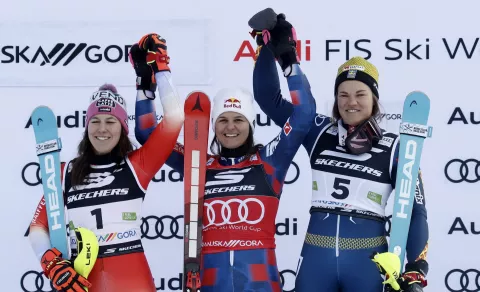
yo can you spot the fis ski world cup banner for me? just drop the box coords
[3,1,480,291]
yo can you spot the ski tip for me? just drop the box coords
[30,106,59,137]
[406,91,430,101]
[31,105,49,115]
[31,106,56,126]
[186,91,210,99]
[31,105,55,116]
[184,91,211,113]
[404,91,430,109]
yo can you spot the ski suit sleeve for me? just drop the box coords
[134,72,185,176]
[253,45,323,154]
[391,144,429,264]
[28,162,66,261]
[253,46,293,126]
[166,143,185,176]
[129,71,185,189]
[258,64,316,194]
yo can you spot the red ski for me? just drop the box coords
[183,91,210,292]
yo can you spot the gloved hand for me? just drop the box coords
[129,43,157,97]
[249,30,264,64]
[138,33,171,73]
[395,260,428,292]
[41,248,91,292]
[248,8,299,75]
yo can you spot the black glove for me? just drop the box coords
[248,8,299,75]
[129,43,157,97]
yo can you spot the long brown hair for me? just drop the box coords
[70,128,133,187]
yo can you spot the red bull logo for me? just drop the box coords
[224,97,241,109]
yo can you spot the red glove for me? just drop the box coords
[384,260,428,292]
[138,33,170,73]
[397,271,427,291]
[41,248,92,292]
[399,259,428,289]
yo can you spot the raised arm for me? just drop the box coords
[130,70,185,188]
[253,45,294,127]
[128,37,185,188]
[259,64,316,194]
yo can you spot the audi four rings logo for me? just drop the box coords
[445,269,480,292]
[140,215,183,240]
[20,270,54,292]
[445,159,480,183]
[205,198,265,227]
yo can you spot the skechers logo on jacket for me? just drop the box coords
[205,168,256,195]
[205,185,256,195]
[314,158,382,177]
[67,188,129,203]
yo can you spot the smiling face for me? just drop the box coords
[214,112,250,149]
[337,80,374,126]
[87,114,122,155]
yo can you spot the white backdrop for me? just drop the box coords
[2,0,479,291]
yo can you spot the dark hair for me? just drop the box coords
[70,126,133,187]
[331,93,383,124]
[71,83,128,186]
[209,125,262,157]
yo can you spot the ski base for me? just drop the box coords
[183,91,211,291]
[389,91,432,271]
[31,105,69,258]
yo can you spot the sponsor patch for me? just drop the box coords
[378,136,394,147]
[343,65,365,72]
[326,126,338,135]
[122,212,137,221]
[224,98,241,109]
[367,191,382,205]
[283,120,292,136]
[96,98,116,108]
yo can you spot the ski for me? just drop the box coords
[389,91,432,271]
[183,91,211,292]
[31,106,69,257]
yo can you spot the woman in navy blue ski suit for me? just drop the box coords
[250,9,430,292]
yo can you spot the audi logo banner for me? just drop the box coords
[445,269,480,292]
[445,159,480,183]
[5,2,480,292]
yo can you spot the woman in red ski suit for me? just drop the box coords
[28,33,183,292]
